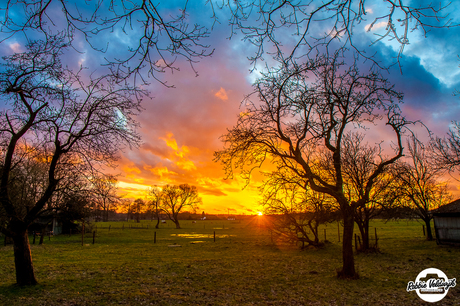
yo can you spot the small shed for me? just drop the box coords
[432,199,460,245]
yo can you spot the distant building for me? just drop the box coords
[432,199,460,245]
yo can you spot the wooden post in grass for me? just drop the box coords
[154,232,156,244]
[324,229,327,241]
[357,235,361,249]
[93,231,96,244]
[338,222,340,242]
[375,227,378,248]
[214,231,216,242]
[422,225,425,236]
[81,221,85,246]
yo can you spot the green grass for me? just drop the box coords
[0,218,459,305]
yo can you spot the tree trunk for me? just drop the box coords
[174,220,181,229]
[362,224,369,250]
[424,218,433,241]
[39,227,46,245]
[155,214,160,229]
[12,230,37,286]
[356,219,370,251]
[338,209,357,279]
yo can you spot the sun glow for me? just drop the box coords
[257,211,263,216]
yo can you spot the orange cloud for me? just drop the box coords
[159,132,197,171]
[215,87,229,101]
[123,163,141,178]
[160,133,179,151]
[144,165,177,178]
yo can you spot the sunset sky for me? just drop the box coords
[1,1,460,214]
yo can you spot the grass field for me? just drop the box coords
[0,217,458,305]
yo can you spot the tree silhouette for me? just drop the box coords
[0,36,142,286]
[223,0,455,68]
[395,137,452,241]
[215,52,411,278]
[0,0,213,84]
[159,184,201,229]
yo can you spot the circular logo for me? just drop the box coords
[414,268,448,303]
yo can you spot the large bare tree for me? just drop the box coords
[159,184,201,229]
[0,36,142,286]
[215,52,411,278]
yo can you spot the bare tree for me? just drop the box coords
[0,0,213,84]
[1,1,454,81]
[91,175,120,222]
[222,0,455,68]
[160,184,201,229]
[395,137,452,241]
[215,52,411,278]
[132,198,146,223]
[340,133,395,251]
[262,170,338,248]
[0,36,142,286]
[147,186,163,229]
[432,121,460,171]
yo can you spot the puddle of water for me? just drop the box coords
[171,233,210,238]
[170,233,236,239]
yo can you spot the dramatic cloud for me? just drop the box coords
[2,1,460,213]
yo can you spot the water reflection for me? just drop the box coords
[171,233,235,238]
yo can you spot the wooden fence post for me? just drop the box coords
[375,227,378,248]
[338,222,340,242]
[81,222,85,246]
[324,229,327,241]
[92,231,96,244]
[154,232,157,244]
[214,231,216,242]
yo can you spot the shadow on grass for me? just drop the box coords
[0,282,47,298]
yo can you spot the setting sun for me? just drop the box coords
[257,211,263,216]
